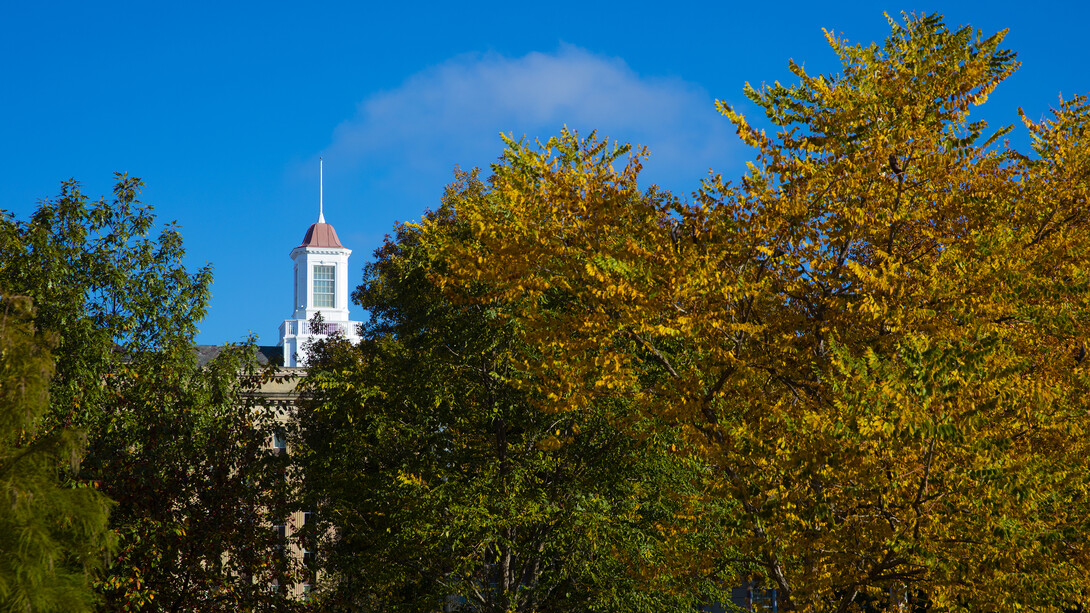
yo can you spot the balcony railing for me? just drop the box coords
[280,319,361,338]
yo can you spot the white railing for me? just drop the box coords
[280,319,361,339]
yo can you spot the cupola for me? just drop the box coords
[278,159,362,366]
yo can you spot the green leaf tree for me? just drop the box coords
[91,344,298,612]
[0,175,211,432]
[0,295,114,613]
[295,177,735,612]
[1,176,298,611]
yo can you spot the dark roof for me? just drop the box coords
[298,222,344,249]
[195,345,282,368]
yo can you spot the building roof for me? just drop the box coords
[298,222,344,249]
[195,344,283,368]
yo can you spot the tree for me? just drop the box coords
[1,176,297,611]
[294,176,735,612]
[0,295,114,613]
[90,344,298,612]
[0,175,210,433]
[419,14,1090,612]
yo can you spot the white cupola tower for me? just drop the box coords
[278,159,362,366]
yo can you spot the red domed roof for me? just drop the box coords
[298,222,344,249]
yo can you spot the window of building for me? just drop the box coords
[313,265,335,308]
[272,428,287,454]
[302,570,317,599]
[273,524,286,554]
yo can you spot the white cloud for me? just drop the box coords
[325,45,739,213]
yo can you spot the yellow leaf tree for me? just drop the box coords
[423,13,1090,612]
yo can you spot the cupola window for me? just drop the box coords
[313,265,335,308]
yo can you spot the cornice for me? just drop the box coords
[290,246,353,258]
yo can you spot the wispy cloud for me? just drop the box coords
[325,45,738,207]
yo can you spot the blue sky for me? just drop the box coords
[2,0,1086,346]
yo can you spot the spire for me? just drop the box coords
[318,157,325,224]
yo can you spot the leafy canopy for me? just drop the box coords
[296,183,735,612]
[0,296,114,613]
[1,176,298,611]
[420,13,1090,612]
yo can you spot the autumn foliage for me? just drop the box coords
[5,11,1089,613]
[415,14,1090,611]
[296,186,735,611]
